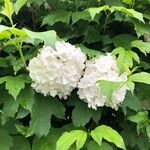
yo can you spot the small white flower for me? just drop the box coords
[28,41,86,99]
[77,54,128,110]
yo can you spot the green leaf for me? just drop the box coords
[0,25,27,40]
[72,5,109,24]
[113,34,137,49]
[0,88,21,121]
[112,47,140,71]
[42,10,72,26]
[129,72,150,85]
[128,111,149,124]
[15,124,32,137]
[91,125,126,149]
[84,26,101,43]
[72,104,101,127]
[72,11,91,24]
[29,94,65,137]
[56,130,87,150]
[76,44,102,59]
[87,5,110,20]
[87,141,114,150]
[121,0,134,5]
[0,0,14,24]
[10,135,31,150]
[132,20,150,37]
[124,81,135,94]
[72,5,144,24]
[112,6,144,23]
[14,0,27,14]
[18,86,35,112]
[121,123,150,150]
[32,128,63,150]
[121,92,142,115]
[0,128,13,150]
[128,111,149,133]
[131,40,150,55]
[23,28,56,47]
[0,75,31,100]
[16,107,29,119]
[146,124,150,140]
[2,92,20,118]
[87,141,100,150]
[98,80,124,101]
[68,97,101,127]
[0,58,9,68]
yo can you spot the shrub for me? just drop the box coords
[0,0,150,149]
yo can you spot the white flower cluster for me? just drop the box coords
[28,41,128,110]
[77,54,128,110]
[28,41,86,99]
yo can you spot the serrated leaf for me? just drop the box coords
[128,111,149,133]
[72,102,101,127]
[23,28,56,47]
[56,130,87,150]
[0,0,14,24]
[121,0,133,5]
[112,47,140,71]
[72,5,144,24]
[98,80,124,101]
[128,111,149,124]
[16,107,29,119]
[87,141,114,150]
[76,44,102,59]
[72,5,109,24]
[0,25,27,40]
[68,96,101,127]
[42,10,71,26]
[0,58,9,68]
[29,94,65,137]
[72,11,91,24]
[0,75,31,100]
[18,86,35,112]
[87,5,110,20]
[121,92,142,115]
[125,81,135,94]
[131,40,150,55]
[15,124,32,137]
[113,34,137,49]
[121,123,150,150]
[129,72,150,85]
[10,135,31,150]
[112,6,144,23]
[2,92,20,118]
[146,124,150,140]
[32,128,63,150]
[91,125,126,149]
[0,128,13,150]
[132,20,150,37]
[14,0,27,14]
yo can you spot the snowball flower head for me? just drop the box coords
[77,54,128,110]
[28,41,86,99]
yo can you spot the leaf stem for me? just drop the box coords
[9,17,14,27]
[87,0,91,8]
[103,11,110,34]
[131,0,135,8]
[75,0,78,11]
[17,42,27,67]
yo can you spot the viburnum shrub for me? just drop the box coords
[0,0,150,150]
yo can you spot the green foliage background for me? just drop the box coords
[0,0,150,149]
